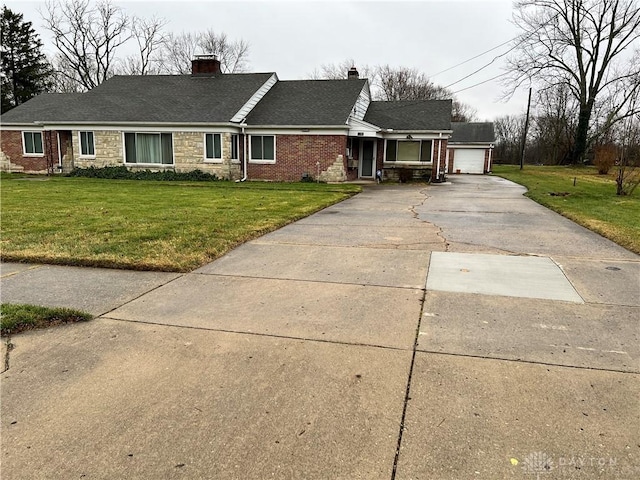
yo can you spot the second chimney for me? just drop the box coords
[192,55,221,75]
[347,67,359,80]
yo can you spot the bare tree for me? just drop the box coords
[531,84,577,164]
[199,30,249,73]
[158,32,199,75]
[119,16,167,75]
[506,0,640,164]
[375,65,449,101]
[49,54,84,92]
[160,30,250,74]
[494,114,526,164]
[308,58,378,82]
[614,93,640,195]
[43,0,131,90]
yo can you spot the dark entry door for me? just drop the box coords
[360,140,374,178]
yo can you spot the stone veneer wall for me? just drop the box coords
[173,132,240,180]
[69,130,240,179]
[72,130,123,169]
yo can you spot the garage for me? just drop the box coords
[452,148,485,174]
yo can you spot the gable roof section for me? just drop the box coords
[1,73,276,125]
[246,79,367,126]
[364,100,453,131]
[450,122,496,143]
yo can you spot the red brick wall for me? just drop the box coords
[376,139,384,172]
[0,129,60,172]
[247,134,347,181]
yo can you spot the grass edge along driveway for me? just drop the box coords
[1,176,361,272]
[492,165,640,254]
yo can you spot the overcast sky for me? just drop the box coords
[6,0,531,121]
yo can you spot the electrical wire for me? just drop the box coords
[451,72,510,94]
[429,38,515,78]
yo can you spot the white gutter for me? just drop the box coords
[237,122,248,182]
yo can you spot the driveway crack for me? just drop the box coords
[2,336,14,374]
[411,188,450,252]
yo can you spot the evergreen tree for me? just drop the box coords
[1,6,52,112]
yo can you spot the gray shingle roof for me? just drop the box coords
[0,93,84,123]
[1,73,275,125]
[246,79,367,126]
[363,100,452,130]
[450,122,495,143]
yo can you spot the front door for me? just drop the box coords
[360,139,375,178]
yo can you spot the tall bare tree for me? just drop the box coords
[160,30,250,74]
[120,16,167,75]
[506,0,640,164]
[43,0,131,90]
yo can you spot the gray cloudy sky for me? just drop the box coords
[6,0,531,120]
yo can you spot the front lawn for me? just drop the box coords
[0,176,360,271]
[492,165,640,254]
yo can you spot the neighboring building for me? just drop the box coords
[0,57,454,182]
[446,122,495,174]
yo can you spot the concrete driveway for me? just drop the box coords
[1,176,638,479]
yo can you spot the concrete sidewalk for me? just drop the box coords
[1,178,639,479]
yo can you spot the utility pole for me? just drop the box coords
[520,87,532,170]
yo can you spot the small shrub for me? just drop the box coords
[594,144,617,175]
[398,168,413,183]
[68,166,219,182]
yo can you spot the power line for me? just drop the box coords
[443,45,517,89]
[429,38,516,78]
[451,72,510,94]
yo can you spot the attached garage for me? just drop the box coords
[447,122,495,175]
[451,148,485,174]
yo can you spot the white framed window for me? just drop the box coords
[250,135,275,163]
[22,131,44,155]
[385,139,433,163]
[231,134,239,160]
[205,133,222,161]
[79,131,95,157]
[124,132,174,165]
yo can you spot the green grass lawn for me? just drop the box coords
[1,175,361,271]
[1,303,93,336]
[492,165,640,254]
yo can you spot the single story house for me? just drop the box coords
[0,56,455,182]
[446,121,495,174]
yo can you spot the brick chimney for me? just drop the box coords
[347,67,359,80]
[192,54,221,75]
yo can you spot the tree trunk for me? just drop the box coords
[570,104,592,164]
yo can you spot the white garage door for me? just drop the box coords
[453,149,484,174]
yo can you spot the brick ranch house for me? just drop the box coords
[1,56,491,182]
